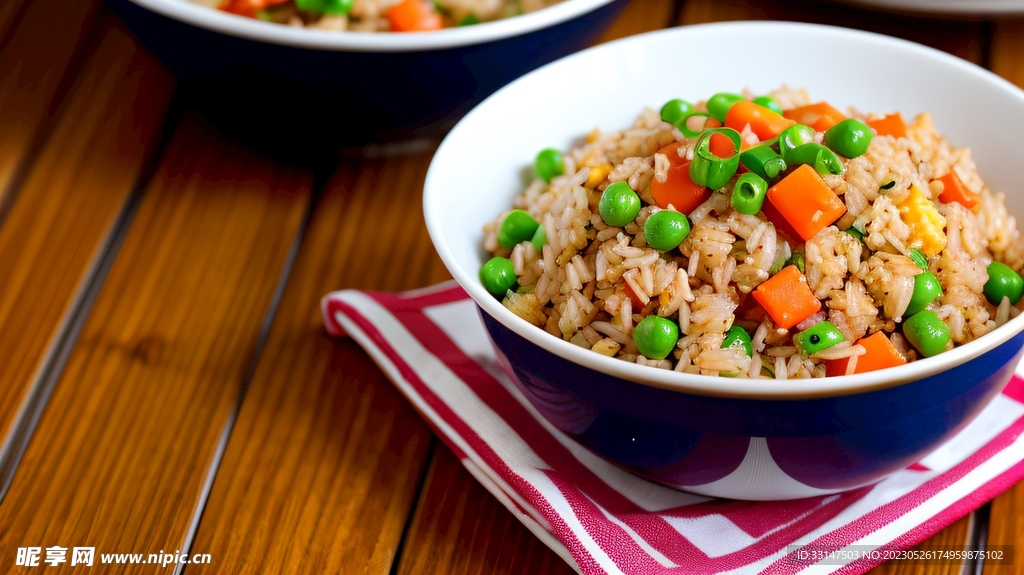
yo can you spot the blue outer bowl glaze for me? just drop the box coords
[107,0,628,154]
[484,312,1024,499]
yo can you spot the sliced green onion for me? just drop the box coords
[459,13,479,25]
[844,225,865,242]
[785,143,844,176]
[787,251,806,274]
[793,321,845,356]
[879,173,898,193]
[908,248,928,270]
[731,173,768,215]
[739,145,787,181]
[706,92,745,122]
[778,124,816,163]
[677,111,718,138]
[689,128,742,190]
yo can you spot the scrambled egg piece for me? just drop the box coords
[897,184,947,256]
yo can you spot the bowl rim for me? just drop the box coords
[424,20,1024,400]
[124,0,618,52]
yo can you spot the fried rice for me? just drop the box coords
[482,87,1024,379]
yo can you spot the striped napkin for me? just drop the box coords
[322,281,1024,575]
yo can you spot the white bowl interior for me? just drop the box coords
[425,22,1024,398]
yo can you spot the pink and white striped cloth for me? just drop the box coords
[322,281,1024,575]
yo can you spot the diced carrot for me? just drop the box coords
[752,265,821,330]
[223,0,287,17]
[825,331,907,376]
[623,282,645,309]
[933,170,979,210]
[758,196,801,242]
[765,164,847,241]
[783,102,846,132]
[867,113,907,139]
[708,132,736,158]
[725,100,796,141]
[650,142,710,214]
[387,0,443,31]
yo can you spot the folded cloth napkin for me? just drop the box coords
[322,281,1024,575]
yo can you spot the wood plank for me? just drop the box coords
[867,514,971,575]
[990,18,1024,87]
[984,481,1023,575]
[597,0,676,43]
[0,0,105,204]
[680,0,985,64]
[186,152,450,575]
[0,115,311,573]
[396,445,575,575]
[0,17,173,453]
[0,0,29,44]
[390,3,683,573]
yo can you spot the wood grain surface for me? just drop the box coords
[0,115,310,574]
[0,0,104,205]
[397,445,576,575]
[0,18,173,452]
[187,152,450,575]
[984,480,1023,575]
[0,0,29,43]
[390,1,681,573]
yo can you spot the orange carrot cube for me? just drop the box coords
[752,265,821,330]
[766,164,846,242]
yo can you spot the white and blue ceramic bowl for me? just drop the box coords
[108,0,628,153]
[424,22,1024,500]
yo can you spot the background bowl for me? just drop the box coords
[424,22,1024,500]
[108,0,628,157]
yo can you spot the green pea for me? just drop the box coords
[731,172,768,215]
[722,325,753,357]
[706,92,745,122]
[644,210,691,252]
[739,145,787,181]
[480,257,517,299]
[983,261,1024,305]
[660,99,694,127]
[633,316,679,360]
[785,143,844,176]
[498,209,540,249]
[753,95,783,114]
[599,181,641,227]
[530,224,546,251]
[904,272,943,317]
[793,321,845,356]
[535,148,564,183]
[296,0,353,14]
[787,251,806,274]
[458,13,479,25]
[903,310,951,358]
[824,118,873,159]
[908,249,929,270]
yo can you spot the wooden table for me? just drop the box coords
[1,0,1023,573]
